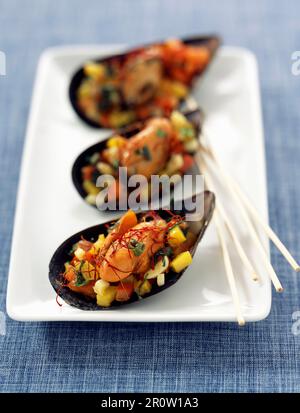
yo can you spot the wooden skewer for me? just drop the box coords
[197,151,283,292]
[200,159,259,281]
[202,140,300,272]
[225,169,299,272]
[214,210,245,326]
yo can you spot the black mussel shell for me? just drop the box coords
[72,108,203,210]
[69,35,220,128]
[49,190,215,311]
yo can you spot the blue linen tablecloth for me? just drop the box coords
[1,0,300,393]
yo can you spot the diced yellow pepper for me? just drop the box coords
[168,225,186,248]
[64,262,71,272]
[108,111,135,128]
[88,246,97,256]
[93,279,110,296]
[170,111,190,130]
[96,162,114,175]
[103,146,119,165]
[135,280,152,296]
[160,79,188,99]
[170,251,193,273]
[93,234,106,252]
[96,286,117,307]
[170,81,188,98]
[184,138,199,153]
[78,81,91,98]
[81,261,98,281]
[83,180,100,195]
[107,135,127,149]
[134,279,141,291]
[74,261,81,272]
[84,62,106,79]
[165,154,184,175]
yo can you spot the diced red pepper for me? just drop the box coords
[82,165,94,181]
[68,281,96,298]
[180,154,194,173]
[171,140,185,154]
[64,267,76,282]
[84,251,94,262]
[115,281,134,302]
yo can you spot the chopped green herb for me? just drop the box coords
[75,272,88,287]
[179,127,194,139]
[112,159,119,169]
[98,84,120,111]
[154,247,173,264]
[135,145,152,161]
[156,128,167,138]
[74,263,88,287]
[128,239,145,256]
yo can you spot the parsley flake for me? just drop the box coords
[74,264,89,287]
[179,127,194,139]
[156,128,167,138]
[128,239,145,256]
[135,145,152,161]
[112,159,119,169]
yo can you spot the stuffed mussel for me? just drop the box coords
[49,191,215,310]
[72,108,203,208]
[69,35,220,128]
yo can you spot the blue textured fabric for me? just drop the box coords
[1,0,300,393]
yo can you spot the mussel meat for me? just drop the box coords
[69,35,220,128]
[72,108,203,209]
[49,191,215,310]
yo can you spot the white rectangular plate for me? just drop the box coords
[7,45,271,322]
